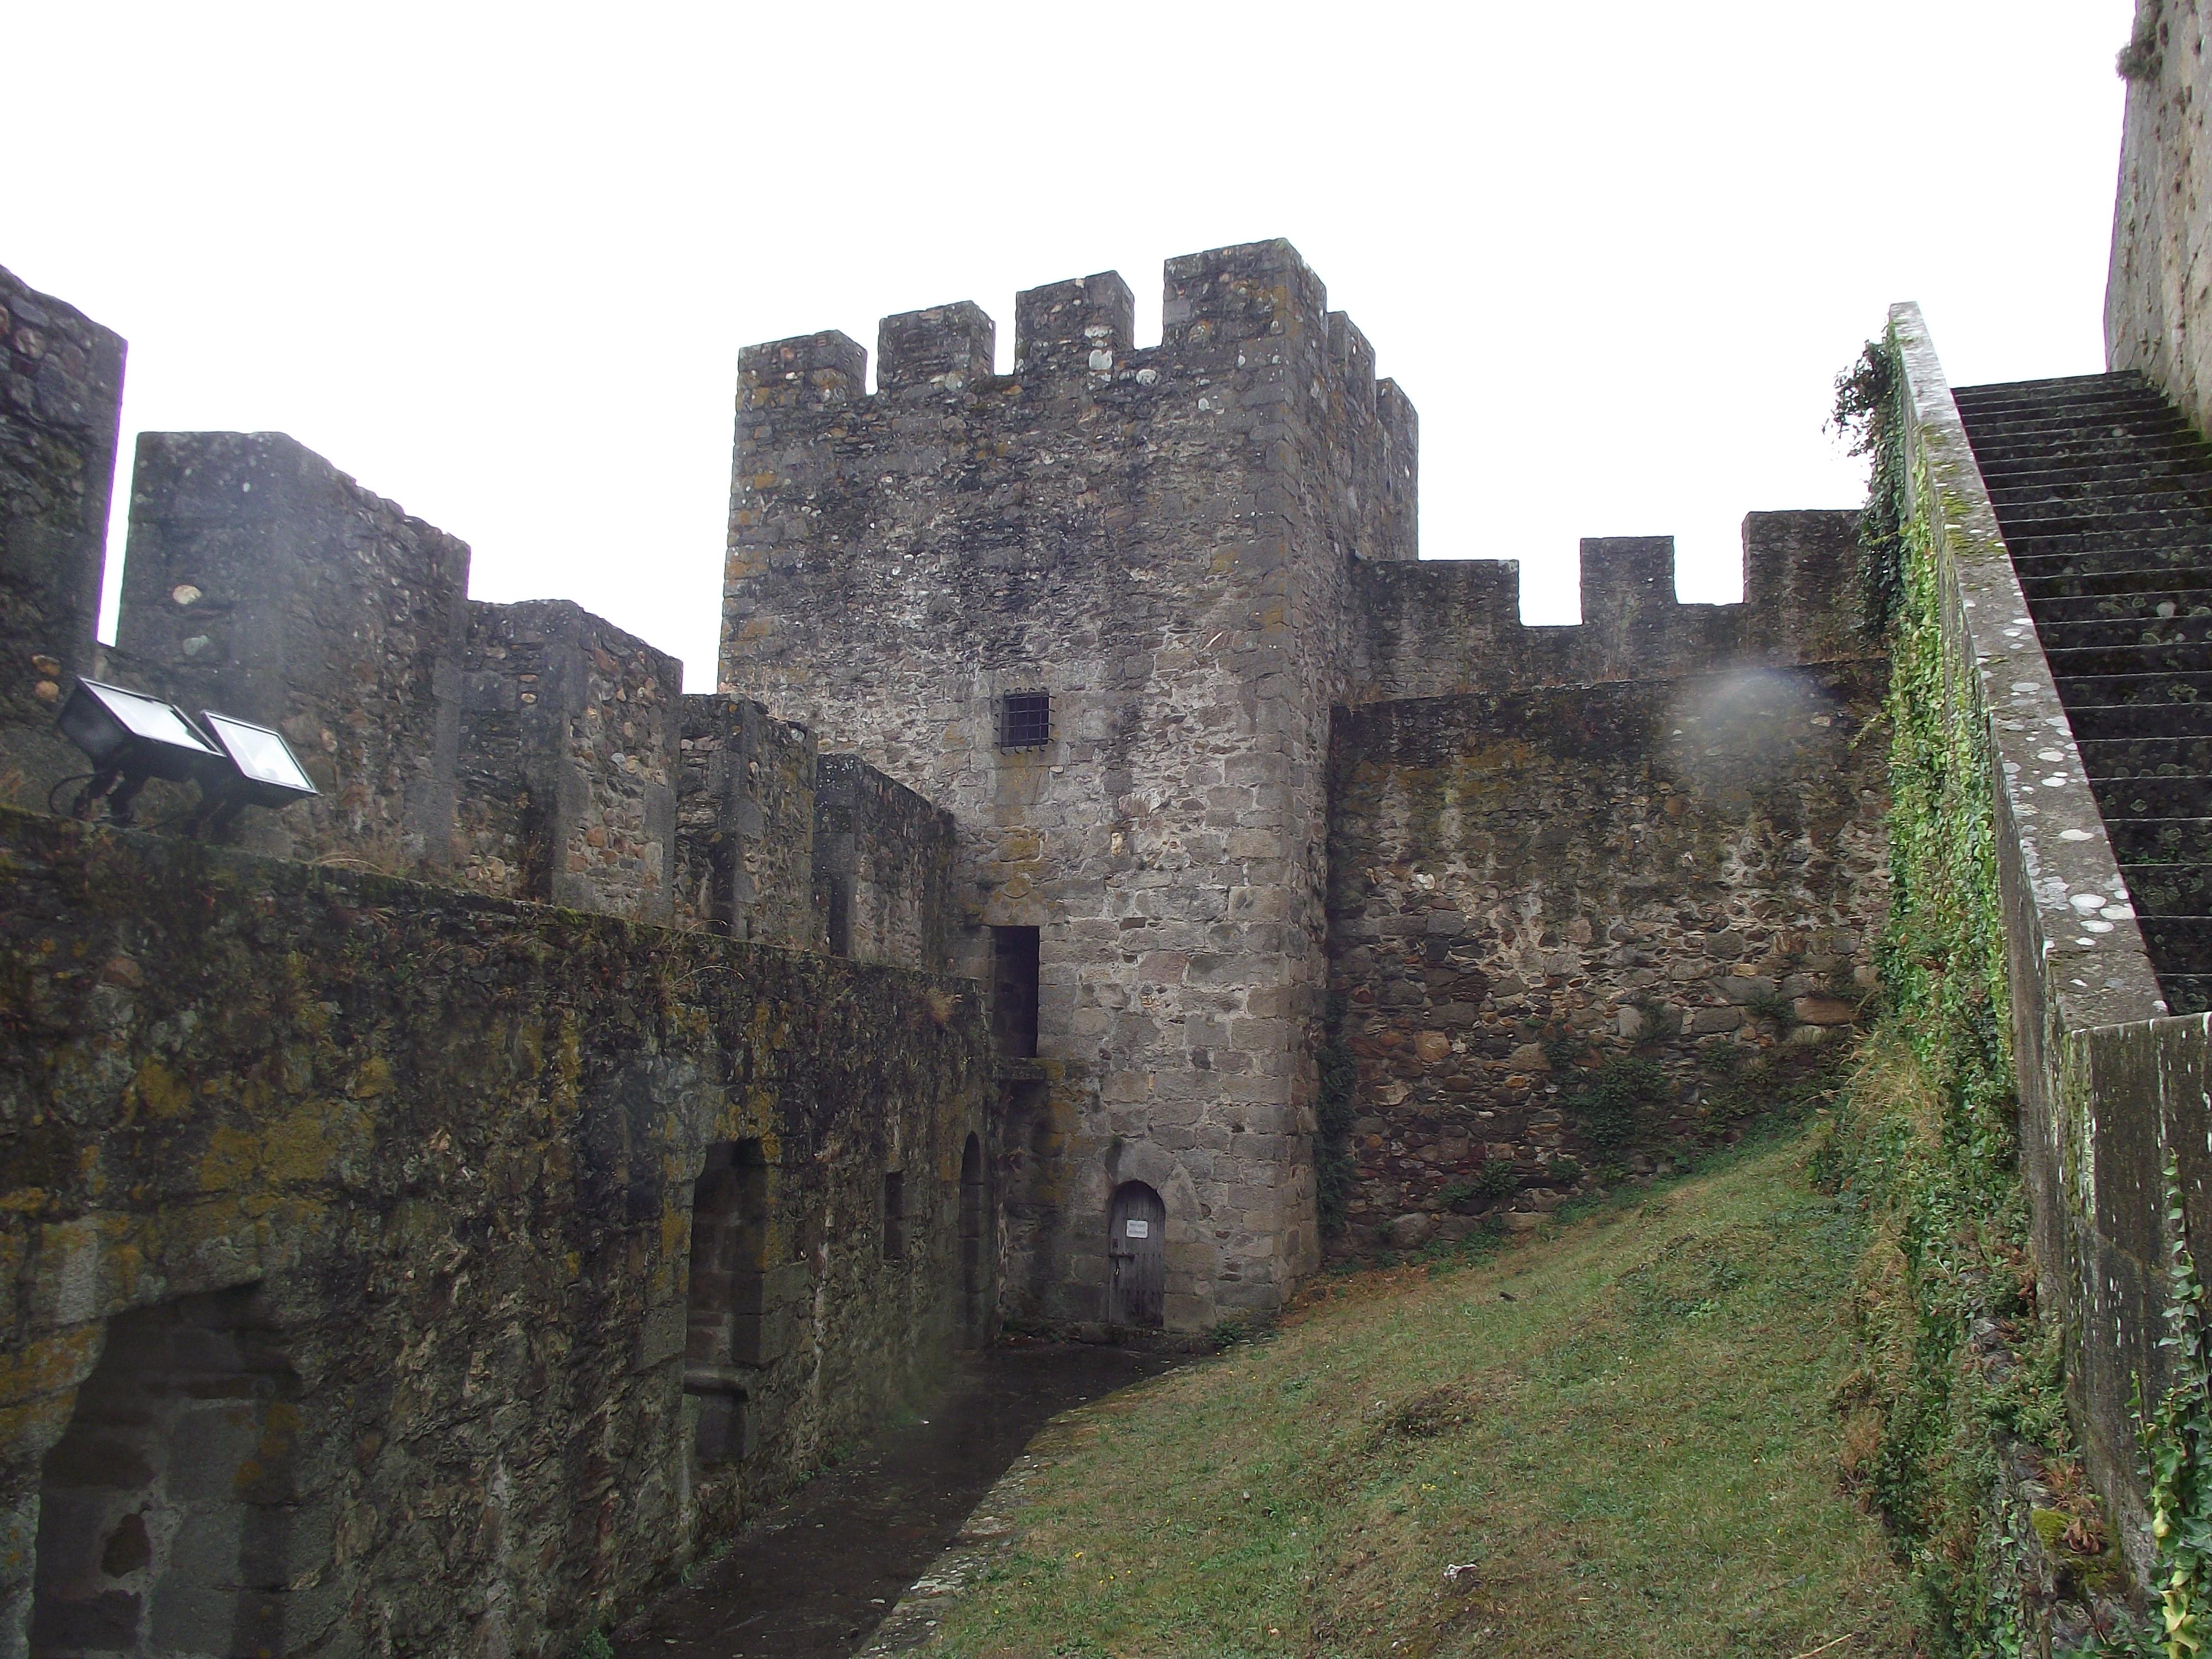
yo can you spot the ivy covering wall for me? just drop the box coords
[1820,335,2119,1654]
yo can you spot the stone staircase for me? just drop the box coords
[1954,371,2212,1015]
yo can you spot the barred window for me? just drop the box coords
[998,691,1050,749]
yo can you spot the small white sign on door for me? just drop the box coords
[1125,1219,1150,1239]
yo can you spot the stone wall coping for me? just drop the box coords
[1890,300,2167,1031]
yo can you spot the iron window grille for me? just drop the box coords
[998,691,1051,749]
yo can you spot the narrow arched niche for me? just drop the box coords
[30,1285,317,1659]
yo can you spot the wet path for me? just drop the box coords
[613,1343,1179,1659]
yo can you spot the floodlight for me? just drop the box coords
[55,679,226,822]
[57,680,223,779]
[52,679,320,831]
[198,712,319,811]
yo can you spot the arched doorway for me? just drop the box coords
[1107,1181,1166,1328]
[959,1133,987,1346]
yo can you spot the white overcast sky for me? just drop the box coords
[11,1,2137,690]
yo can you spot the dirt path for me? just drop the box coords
[613,1343,1178,1659]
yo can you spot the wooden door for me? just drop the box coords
[1107,1181,1166,1328]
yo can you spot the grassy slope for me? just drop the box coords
[930,1125,1916,1658]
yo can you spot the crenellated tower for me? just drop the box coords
[720,240,1417,1324]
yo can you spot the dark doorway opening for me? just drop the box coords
[687,1139,769,1468]
[31,1285,314,1659]
[1107,1181,1166,1328]
[992,925,1039,1057]
[959,1133,987,1346]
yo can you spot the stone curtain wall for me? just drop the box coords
[718,241,1420,1328]
[1349,513,1873,703]
[457,599,681,922]
[0,267,124,812]
[0,806,992,1658]
[2108,0,2212,436]
[112,431,471,873]
[1325,662,1891,1248]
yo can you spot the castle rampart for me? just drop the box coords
[0,807,991,1656]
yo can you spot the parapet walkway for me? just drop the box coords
[1956,371,2212,1013]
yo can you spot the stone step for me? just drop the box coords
[2136,916,2212,977]
[1953,369,2150,401]
[1972,434,2208,467]
[2075,736,2212,776]
[2013,545,2212,585]
[1954,388,2166,422]
[2053,670,2212,707]
[2021,568,2212,603]
[2032,589,2212,627]
[2118,862,2212,915]
[2048,641,2212,676]
[2067,702,2212,741]
[2158,974,2212,1014]
[2039,614,2212,651]
[1989,477,2212,509]
[2107,817,2212,864]
[1953,375,2166,409]
[2090,774,2212,820]
[1995,502,2212,536]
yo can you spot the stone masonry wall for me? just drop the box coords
[718,242,1418,1328]
[111,431,471,873]
[1325,660,1891,1250]
[2107,0,2212,434]
[0,806,992,1659]
[0,267,124,812]
[674,692,817,948]
[814,752,958,971]
[456,598,680,922]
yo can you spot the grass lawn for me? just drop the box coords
[926,1121,1916,1658]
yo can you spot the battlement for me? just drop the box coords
[721,238,1422,698]
[726,239,1411,484]
[1349,511,1875,703]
